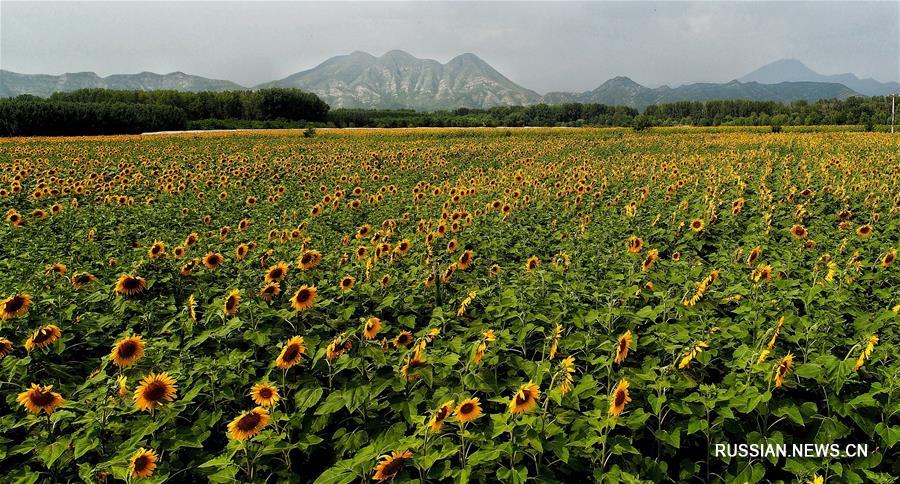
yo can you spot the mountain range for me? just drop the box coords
[2,52,894,110]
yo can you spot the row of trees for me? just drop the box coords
[1,89,894,135]
[0,99,186,136]
[50,88,330,122]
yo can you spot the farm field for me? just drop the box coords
[0,127,898,483]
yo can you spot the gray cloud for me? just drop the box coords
[2,1,897,93]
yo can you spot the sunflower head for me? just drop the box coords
[203,252,224,269]
[111,335,145,368]
[133,372,178,412]
[525,256,540,271]
[509,382,540,415]
[250,383,280,407]
[290,285,317,311]
[1,293,32,319]
[25,324,62,352]
[129,448,158,479]
[363,317,382,340]
[115,274,147,296]
[275,336,305,369]
[609,378,632,417]
[372,450,413,481]
[454,398,482,423]
[265,261,289,283]
[340,275,356,291]
[259,281,281,301]
[228,407,271,440]
[428,400,455,432]
[17,383,65,415]
[223,289,240,315]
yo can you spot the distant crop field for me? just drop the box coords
[0,128,897,483]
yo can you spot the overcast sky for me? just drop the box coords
[2,1,897,93]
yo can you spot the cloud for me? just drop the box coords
[1,1,896,92]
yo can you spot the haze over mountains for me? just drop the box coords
[2,52,894,110]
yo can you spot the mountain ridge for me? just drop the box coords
[739,59,898,96]
[1,52,875,109]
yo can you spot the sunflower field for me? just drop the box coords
[0,128,898,483]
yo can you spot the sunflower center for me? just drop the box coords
[460,403,474,414]
[33,329,54,344]
[118,340,138,358]
[6,297,25,312]
[133,456,149,471]
[296,290,310,302]
[143,382,167,401]
[614,390,627,406]
[30,390,56,407]
[236,412,262,431]
[282,345,300,362]
[124,278,140,289]
[258,388,272,399]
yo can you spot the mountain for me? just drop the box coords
[543,77,858,110]
[0,54,870,110]
[0,70,245,98]
[739,59,899,96]
[259,50,541,110]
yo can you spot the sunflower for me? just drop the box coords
[363,317,382,340]
[509,382,540,415]
[290,285,317,311]
[339,275,356,291]
[372,450,413,481]
[235,243,249,261]
[228,407,271,440]
[259,281,281,301]
[202,252,224,269]
[110,335,145,368]
[883,249,896,268]
[400,351,427,381]
[148,240,165,259]
[454,397,482,423]
[627,236,643,254]
[250,383,280,406]
[856,224,873,238]
[489,264,502,276]
[394,331,414,349]
[298,250,322,270]
[71,272,96,289]
[609,378,632,417]
[134,372,178,412]
[24,324,62,352]
[428,400,454,432]
[114,274,147,296]
[17,383,65,415]
[1,294,32,319]
[774,353,794,388]
[614,330,632,364]
[265,261,289,283]
[129,448,158,479]
[44,263,67,277]
[790,224,808,239]
[275,336,305,369]
[689,218,704,233]
[394,239,411,256]
[525,256,540,271]
[457,250,475,270]
[0,337,13,359]
[223,289,240,315]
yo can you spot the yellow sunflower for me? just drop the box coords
[614,330,633,364]
[454,397,482,423]
[1,293,32,319]
[228,407,270,440]
[525,256,540,271]
[509,382,540,415]
[363,317,382,340]
[17,383,65,415]
[0,337,13,359]
[24,324,62,352]
[202,252,224,269]
[339,275,356,291]
[250,383,280,407]
[428,400,454,432]
[114,274,147,296]
[275,336,305,369]
[223,289,240,315]
[110,335,145,368]
[265,261,289,283]
[290,285,317,311]
[129,448,158,479]
[134,372,178,412]
[259,281,281,301]
[372,450,413,481]
[609,378,632,417]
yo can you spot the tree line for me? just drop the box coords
[0,88,894,136]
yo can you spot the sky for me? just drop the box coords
[2,1,898,93]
